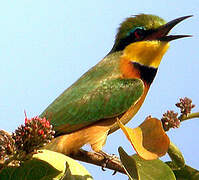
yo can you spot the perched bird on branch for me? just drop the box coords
[41,14,191,155]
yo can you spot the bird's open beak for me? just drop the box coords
[146,15,193,41]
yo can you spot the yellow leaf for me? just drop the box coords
[118,117,170,160]
[34,150,93,180]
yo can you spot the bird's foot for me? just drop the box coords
[98,151,119,174]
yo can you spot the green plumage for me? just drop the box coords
[39,13,190,154]
[41,51,144,134]
[116,14,166,41]
[40,14,169,135]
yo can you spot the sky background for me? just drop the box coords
[0,1,198,179]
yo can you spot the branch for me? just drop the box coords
[68,111,199,175]
[69,149,126,175]
[179,112,199,122]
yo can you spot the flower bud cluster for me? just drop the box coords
[0,130,15,161]
[176,97,195,116]
[12,116,55,154]
[161,110,180,131]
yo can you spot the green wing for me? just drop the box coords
[41,78,144,134]
[40,52,144,134]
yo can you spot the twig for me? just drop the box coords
[179,112,199,122]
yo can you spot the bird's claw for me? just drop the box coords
[101,159,109,171]
[98,151,119,174]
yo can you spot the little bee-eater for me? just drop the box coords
[41,14,191,154]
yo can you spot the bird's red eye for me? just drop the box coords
[134,31,140,39]
[134,28,145,40]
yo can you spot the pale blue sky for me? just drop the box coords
[0,1,198,179]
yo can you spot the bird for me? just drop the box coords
[41,14,191,155]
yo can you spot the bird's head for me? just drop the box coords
[111,14,192,69]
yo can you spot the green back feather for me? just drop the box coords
[40,52,144,133]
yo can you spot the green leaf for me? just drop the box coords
[0,150,93,180]
[166,161,199,180]
[0,158,60,180]
[171,164,199,180]
[118,147,139,180]
[119,147,176,180]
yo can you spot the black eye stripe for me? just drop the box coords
[109,27,147,53]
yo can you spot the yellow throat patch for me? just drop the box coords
[122,40,170,68]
